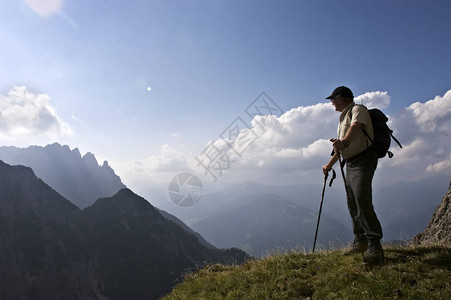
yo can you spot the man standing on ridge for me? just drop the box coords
[322,86,384,264]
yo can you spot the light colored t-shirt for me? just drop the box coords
[337,103,374,159]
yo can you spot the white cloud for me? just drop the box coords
[122,89,451,190]
[129,144,187,173]
[0,86,73,140]
[426,155,451,174]
[355,91,391,109]
[115,144,193,193]
[252,103,337,147]
[202,89,451,186]
[377,89,451,181]
[408,89,451,133]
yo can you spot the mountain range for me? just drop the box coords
[0,143,126,209]
[0,144,215,249]
[0,160,247,299]
[153,175,448,250]
[189,194,353,256]
[0,145,353,257]
[154,180,354,256]
[1,143,447,259]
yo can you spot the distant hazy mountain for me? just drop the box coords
[0,143,126,208]
[189,194,352,257]
[154,176,448,250]
[156,180,348,226]
[0,161,248,299]
[151,181,352,256]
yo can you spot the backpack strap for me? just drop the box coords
[362,128,373,144]
[350,105,373,148]
[390,132,403,149]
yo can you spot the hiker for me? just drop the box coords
[322,86,384,264]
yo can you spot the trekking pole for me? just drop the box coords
[313,168,336,253]
[329,139,350,198]
[338,155,350,198]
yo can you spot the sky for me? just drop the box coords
[0,0,450,199]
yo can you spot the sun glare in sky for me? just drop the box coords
[24,0,62,17]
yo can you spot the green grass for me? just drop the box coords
[163,244,451,299]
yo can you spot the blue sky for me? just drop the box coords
[0,0,450,192]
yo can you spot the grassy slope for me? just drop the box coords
[163,245,451,299]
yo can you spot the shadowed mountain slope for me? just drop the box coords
[78,188,248,299]
[0,161,248,300]
[0,160,100,299]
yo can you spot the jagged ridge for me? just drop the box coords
[0,143,126,208]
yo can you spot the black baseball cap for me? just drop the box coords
[326,86,354,99]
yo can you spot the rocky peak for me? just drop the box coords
[87,188,160,217]
[82,151,98,167]
[0,144,126,209]
[415,180,451,244]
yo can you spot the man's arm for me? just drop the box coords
[323,121,363,175]
[332,122,363,152]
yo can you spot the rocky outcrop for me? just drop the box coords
[415,180,451,244]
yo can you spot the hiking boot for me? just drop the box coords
[363,240,385,265]
[343,239,368,256]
